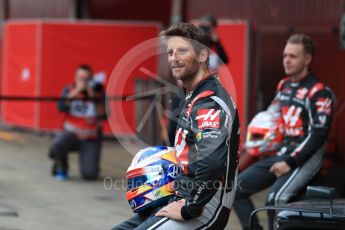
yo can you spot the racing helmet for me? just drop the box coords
[126,146,181,213]
[245,111,284,156]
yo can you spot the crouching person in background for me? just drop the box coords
[49,64,106,180]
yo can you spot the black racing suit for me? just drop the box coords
[174,75,240,226]
[234,73,334,230]
[271,73,334,167]
[112,75,240,230]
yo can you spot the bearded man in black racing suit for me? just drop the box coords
[112,23,240,230]
[233,34,334,230]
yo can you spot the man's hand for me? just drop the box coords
[67,81,86,99]
[269,161,291,177]
[155,199,185,221]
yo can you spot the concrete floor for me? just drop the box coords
[0,130,268,230]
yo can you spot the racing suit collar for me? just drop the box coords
[288,73,316,87]
[289,72,314,83]
[186,74,218,101]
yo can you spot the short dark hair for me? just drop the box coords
[160,23,211,53]
[287,34,316,56]
[77,64,93,77]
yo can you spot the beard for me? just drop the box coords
[170,59,200,83]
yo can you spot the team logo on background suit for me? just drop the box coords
[282,106,303,136]
[196,109,220,130]
[316,98,332,114]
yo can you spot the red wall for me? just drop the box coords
[1,20,160,136]
[39,22,159,135]
[2,23,38,128]
[217,21,249,144]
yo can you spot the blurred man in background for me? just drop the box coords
[234,34,334,230]
[48,64,106,180]
[199,14,229,71]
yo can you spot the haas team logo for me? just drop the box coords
[196,109,220,130]
[282,106,303,136]
[316,98,332,114]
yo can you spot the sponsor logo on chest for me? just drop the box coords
[196,109,220,130]
[279,87,308,106]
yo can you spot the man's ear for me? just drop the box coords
[198,48,209,63]
[305,53,312,66]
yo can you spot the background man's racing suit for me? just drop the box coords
[271,74,334,167]
[234,73,334,230]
